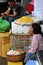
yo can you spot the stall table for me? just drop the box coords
[0,32,10,57]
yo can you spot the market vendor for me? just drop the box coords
[0,0,26,27]
[24,23,43,64]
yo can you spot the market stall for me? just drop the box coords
[0,0,43,65]
[7,14,43,65]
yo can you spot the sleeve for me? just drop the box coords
[29,35,39,53]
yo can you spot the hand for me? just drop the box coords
[1,12,9,16]
[1,13,5,16]
[5,13,9,16]
[24,46,30,53]
[24,49,29,53]
[1,13,7,18]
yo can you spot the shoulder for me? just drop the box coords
[33,34,42,38]
[7,7,11,11]
[32,34,42,41]
[8,7,11,9]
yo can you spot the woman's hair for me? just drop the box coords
[31,23,43,36]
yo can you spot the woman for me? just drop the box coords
[24,23,43,63]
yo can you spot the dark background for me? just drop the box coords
[0,0,21,14]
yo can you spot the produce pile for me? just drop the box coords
[16,16,34,24]
[7,50,24,55]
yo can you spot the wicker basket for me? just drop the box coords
[6,50,25,62]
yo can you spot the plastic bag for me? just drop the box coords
[0,18,10,32]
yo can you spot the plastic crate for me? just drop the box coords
[10,33,30,50]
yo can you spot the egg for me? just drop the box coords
[7,50,21,55]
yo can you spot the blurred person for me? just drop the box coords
[0,0,26,27]
[24,23,43,63]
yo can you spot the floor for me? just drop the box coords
[0,57,7,65]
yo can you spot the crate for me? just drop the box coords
[10,34,30,50]
[0,32,10,57]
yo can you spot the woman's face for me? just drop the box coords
[29,25,34,36]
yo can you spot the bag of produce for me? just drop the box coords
[0,18,10,32]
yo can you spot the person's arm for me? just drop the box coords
[5,7,11,14]
[5,12,17,17]
[1,7,11,18]
[28,35,39,53]
[7,5,21,17]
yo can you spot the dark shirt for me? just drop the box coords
[10,4,25,17]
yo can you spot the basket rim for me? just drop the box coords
[6,52,25,56]
[6,49,26,56]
